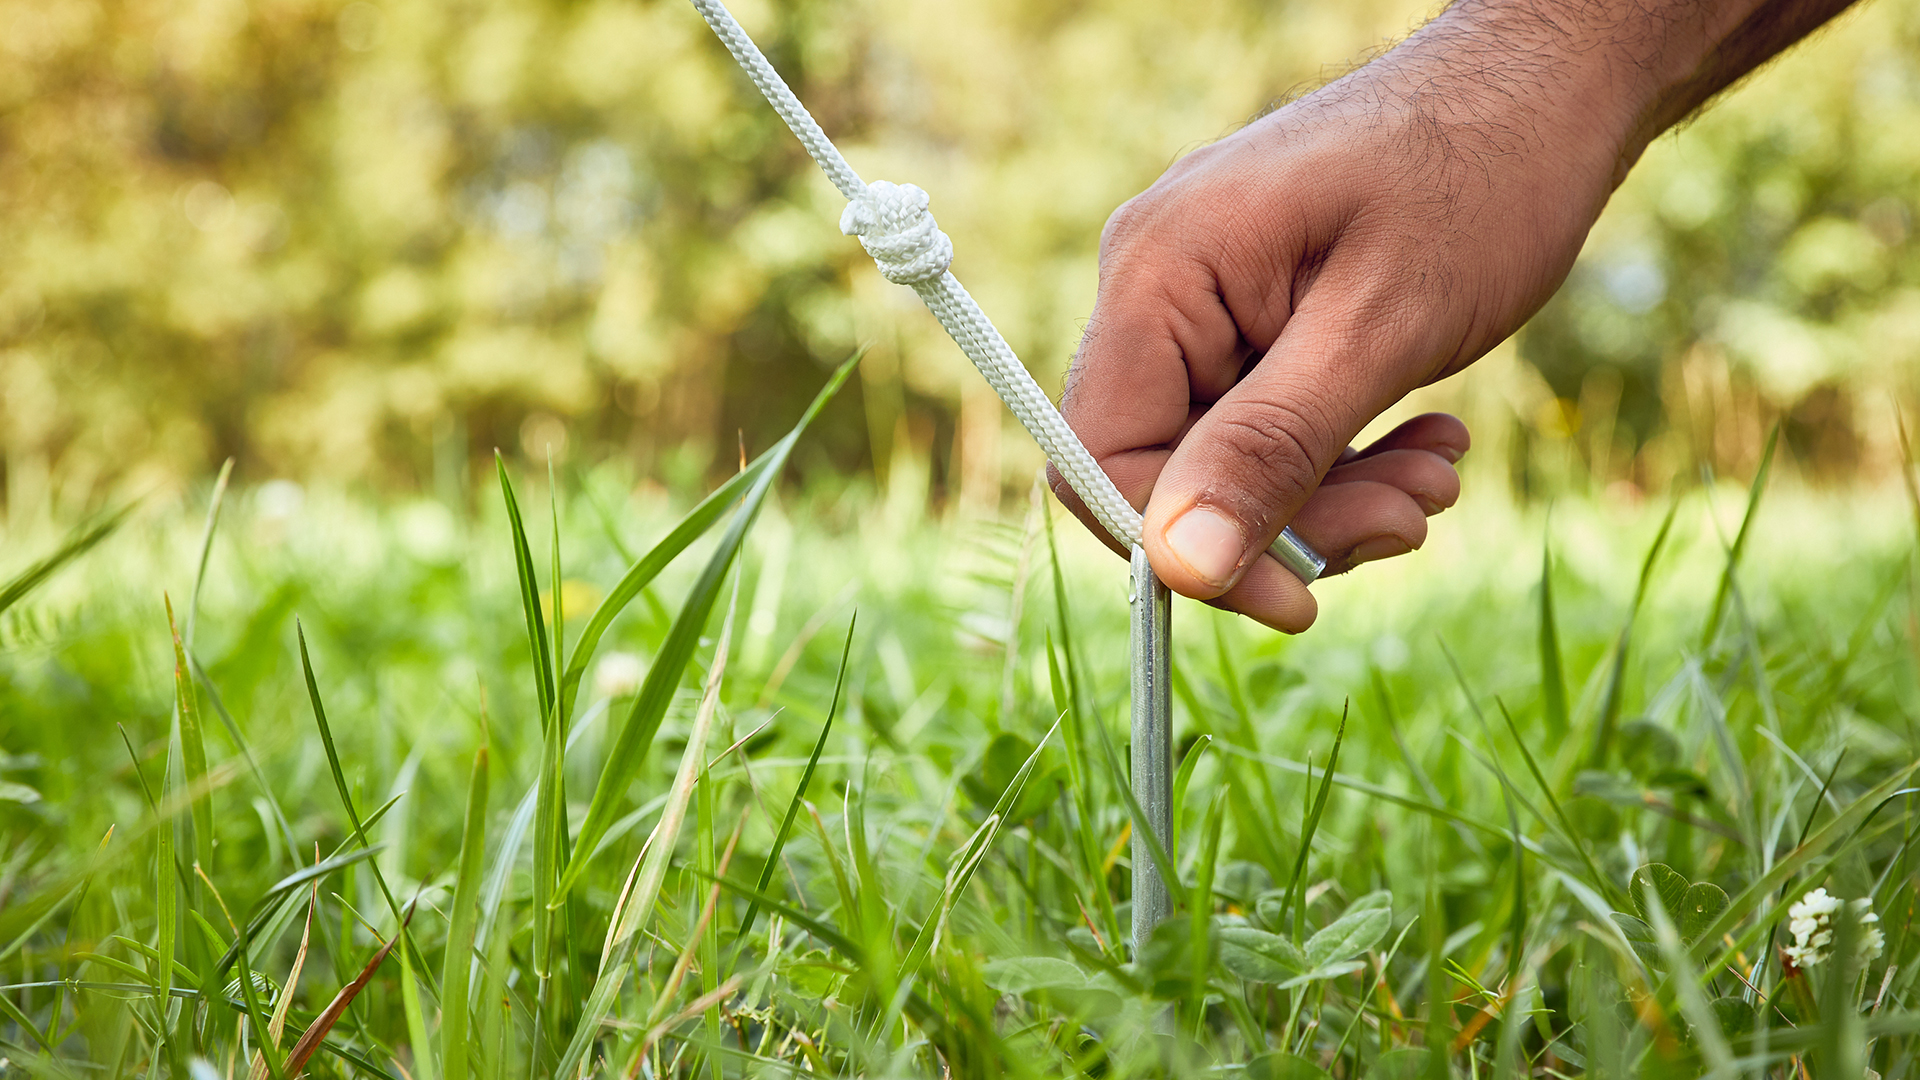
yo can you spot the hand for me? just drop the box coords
[1053,0,1857,632]
[1053,3,1651,632]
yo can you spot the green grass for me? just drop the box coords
[1,403,1917,1076]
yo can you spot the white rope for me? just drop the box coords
[686,0,1143,546]
[684,0,1327,582]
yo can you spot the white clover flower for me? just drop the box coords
[1783,887,1883,969]
[594,651,646,698]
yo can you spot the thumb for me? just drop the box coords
[1141,315,1404,599]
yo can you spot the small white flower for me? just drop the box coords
[594,651,646,698]
[1783,888,1884,968]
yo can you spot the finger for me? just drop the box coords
[1284,479,1431,577]
[1321,448,1460,516]
[1142,296,1423,599]
[1204,466,1440,631]
[1206,554,1317,633]
[1058,197,1294,560]
[1061,240,1237,473]
[1343,413,1470,464]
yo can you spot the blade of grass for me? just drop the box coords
[286,906,413,1080]
[1276,704,1347,936]
[1700,424,1778,652]
[554,567,743,1079]
[557,353,859,728]
[1088,700,1180,926]
[559,456,768,721]
[249,894,315,1080]
[163,595,214,991]
[0,993,53,1054]
[560,354,856,897]
[1496,700,1623,908]
[296,622,428,979]
[196,865,286,1080]
[0,504,131,617]
[1816,899,1868,1079]
[1538,535,1568,740]
[165,600,213,933]
[499,455,561,1064]
[397,927,434,1080]
[1423,859,1451,1080]
[843,771,889,997]
[185,457,234,652]
[1170,734,1212,864]
[1188,787,1227,1032]
[496,454,556,723]
[441,746,490,1080]
[1700,761,1920,973]
[736,614,854,949]
[153,674,180,1067]
[1589,499,1678,768]
[214,822,396,977]
[877,718,1062,1036]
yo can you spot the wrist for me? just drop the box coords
[1393,0,1769,185]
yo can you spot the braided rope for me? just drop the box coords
[685,0,1325,582]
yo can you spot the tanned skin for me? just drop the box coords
[1053,0,1860,631]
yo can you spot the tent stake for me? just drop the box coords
[1129,545,1174,957]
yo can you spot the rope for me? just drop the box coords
[684,0,1326,582]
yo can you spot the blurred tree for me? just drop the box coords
[0,0,1914,512]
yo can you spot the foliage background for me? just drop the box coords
[4,0,1919,517]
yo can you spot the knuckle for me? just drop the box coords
[1099,194,1156,257]
[1210,401,1337,511]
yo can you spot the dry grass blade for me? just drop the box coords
[248,888,315,1080]
[638,974,744,1065]
[645,809,747,1031]
[283,903,414,1079]
[555,570,743,1080]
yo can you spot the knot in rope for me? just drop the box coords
[839,180,953,285]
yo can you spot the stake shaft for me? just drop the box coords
[1129,546,1173,957]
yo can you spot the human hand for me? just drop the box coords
[1054,0,1858,632]
[1052,5,1649,632]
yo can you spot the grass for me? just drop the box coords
[0,392,1917,1077]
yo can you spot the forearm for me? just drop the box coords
[1374,0,1860,185]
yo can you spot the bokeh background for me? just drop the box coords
[4,0,1919,519]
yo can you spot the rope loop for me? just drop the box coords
[839,180,953,285]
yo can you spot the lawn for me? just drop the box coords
[1,392,1917,1077]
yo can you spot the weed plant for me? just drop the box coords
[1,376,1918,1077]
